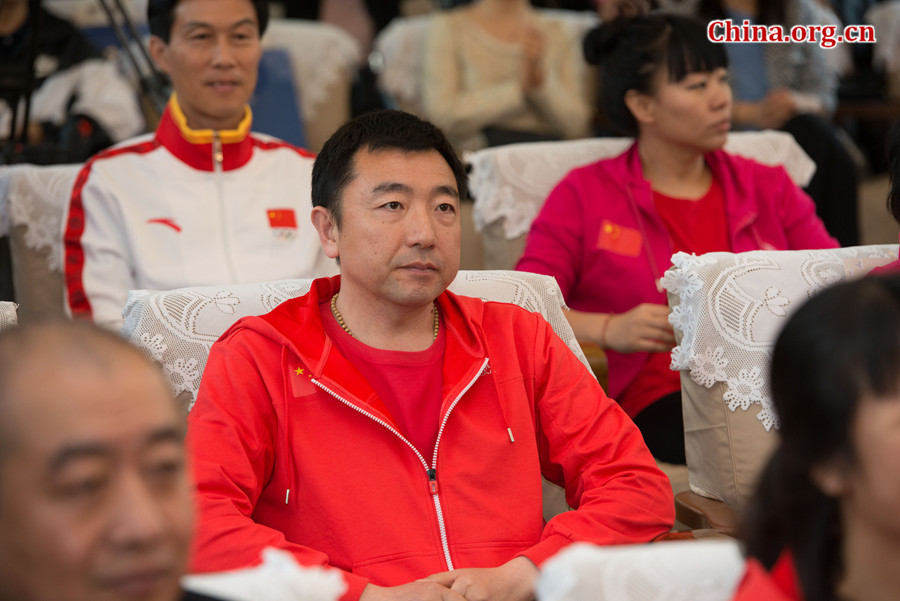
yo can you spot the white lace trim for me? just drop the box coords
[663,245,900,432]
[0,164,80,273]
[122,270,588,410]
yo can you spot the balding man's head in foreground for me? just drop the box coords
[0,322,193,601]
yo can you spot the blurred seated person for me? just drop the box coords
[516,13,838,464]
[62,0,335,331]
[697,0,860,246]
[733,274,900,601]
[0,321,202,601]
[0,0,144,164]
[421,0,593,152]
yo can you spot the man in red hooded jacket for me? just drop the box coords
[186,109,675,601]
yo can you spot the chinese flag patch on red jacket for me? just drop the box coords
[267,209,297,229]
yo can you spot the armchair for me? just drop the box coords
[464,129,817,399]
[663,244,899,533]
[260,19,360,152]
[121,270,599,522]
[0,164,80,324]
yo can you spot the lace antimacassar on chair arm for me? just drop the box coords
[662,246,900,432]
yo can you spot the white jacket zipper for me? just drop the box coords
[212,132,239,281]
[310,357,489,572]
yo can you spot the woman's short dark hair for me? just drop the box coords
[311,110,468,229]
[741,274,900,601]
[148,0,270,43]
[583,13,728,136]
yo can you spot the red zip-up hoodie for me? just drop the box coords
[187,276,674,601]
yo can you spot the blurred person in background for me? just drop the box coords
[421,0,593,151]
[695,0,861,247]
[0,0,144,164]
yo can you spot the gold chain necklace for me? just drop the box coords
[330,293,440,341]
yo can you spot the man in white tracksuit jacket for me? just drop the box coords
[62,0,335,330]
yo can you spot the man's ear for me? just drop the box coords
[311,206,340,260]
[148,35,170,73]
[624,89,655,126]
[811,456,852,498]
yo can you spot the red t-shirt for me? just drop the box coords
[319,301,445,461]
[617,178,731,418]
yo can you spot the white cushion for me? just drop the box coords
[537,540,745,601]
[662,244,900,510]
[121,270,591,410]
[182,548,345,601]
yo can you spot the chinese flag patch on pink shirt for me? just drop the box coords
[597,219,642,257]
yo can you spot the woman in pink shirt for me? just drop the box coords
[516,14,838,463]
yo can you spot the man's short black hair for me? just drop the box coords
[312,109,468,228]
[148,0,270,43]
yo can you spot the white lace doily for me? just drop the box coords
[122,270,589,410]
[467,130,817,240]
[0,164,80,273]
[537,541,744,601]
[663,245,900,432]
[0,301,18,331]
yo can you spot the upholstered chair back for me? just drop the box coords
[663,244,899,519]
[121,269,592,412]
[0,164,80,324]
[466,131,817,270]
